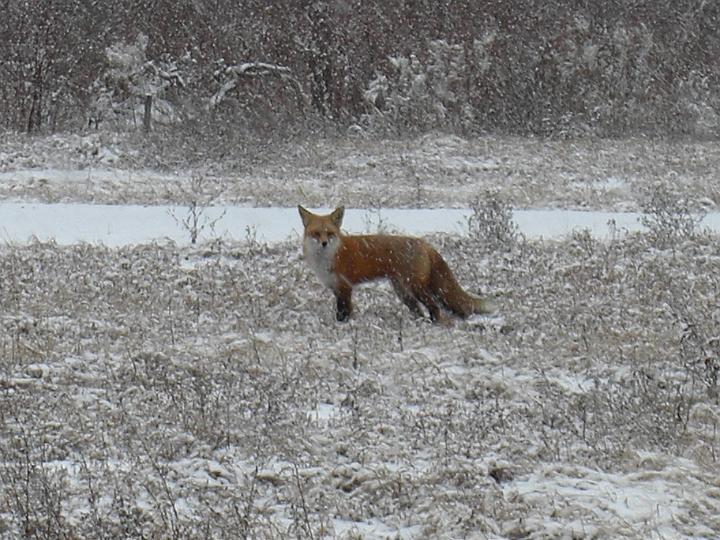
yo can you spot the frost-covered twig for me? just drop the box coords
[209,61,309,109]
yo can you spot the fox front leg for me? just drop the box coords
[334,285,353,322]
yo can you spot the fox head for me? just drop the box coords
[298,206,344,287]
[298,206,344,247]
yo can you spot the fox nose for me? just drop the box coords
[321,240,328,247]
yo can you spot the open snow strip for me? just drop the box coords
[0,203,718,246]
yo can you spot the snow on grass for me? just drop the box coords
[1,131,720,210]
[0,132,719,538]
[0,226,718,538]
[510,459,719,538]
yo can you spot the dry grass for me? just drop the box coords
[2,132,720,212]
[0,208,718,537]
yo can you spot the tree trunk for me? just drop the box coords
[143,95,152,132]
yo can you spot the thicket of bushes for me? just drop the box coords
[2,0,719,136]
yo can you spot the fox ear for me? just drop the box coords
[330,206,345,227]
[298,205,311,227]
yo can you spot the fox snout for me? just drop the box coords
[306,231,337,251]
[318,236,337,251]
[303,232,338,260]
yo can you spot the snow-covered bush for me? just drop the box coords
[2,1,720,135]
[169,173,227,245]
[207,60,309,133]
[640,184,707,249]
[676,71,720,138]
[361,11,720,137]
[91,33,184,130]
[467,191,520,252]
[364,38,493,133]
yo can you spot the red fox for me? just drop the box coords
[298,206,495,322]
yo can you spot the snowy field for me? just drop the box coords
[1,132,719,539]
[0,203,655,246]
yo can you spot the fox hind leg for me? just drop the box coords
[391,279,425,318]
[412,286,442,322]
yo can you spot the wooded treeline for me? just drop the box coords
[2,0,719,136]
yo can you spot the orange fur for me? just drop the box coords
[298,206,494,322]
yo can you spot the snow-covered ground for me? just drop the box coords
[1,132,719,539]
[1,131,719,211]
[0,203,650,245]
[3,201,720,246]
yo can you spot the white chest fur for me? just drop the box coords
[303,236,340,290]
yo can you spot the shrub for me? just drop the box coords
[467,192,520,252]
[639,185,707,249]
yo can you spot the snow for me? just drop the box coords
[510,461,720,538]
[1,133,719,539]
[2,201,719,246]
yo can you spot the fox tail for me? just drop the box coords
[431,253,496,319]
